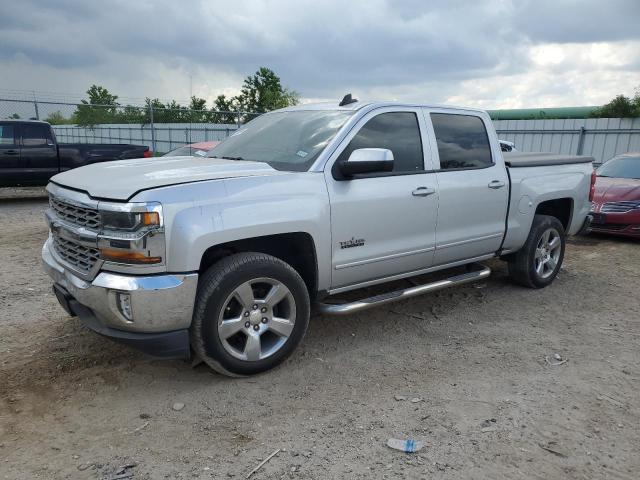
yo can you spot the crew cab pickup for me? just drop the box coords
[0,120,151,187]
[42,98,595,376]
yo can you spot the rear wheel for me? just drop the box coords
[508,214,565,288]
[191,253,310,376]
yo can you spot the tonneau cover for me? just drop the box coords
[504,152,594,168]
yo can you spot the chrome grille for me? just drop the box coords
[601,201,640,213]
[52,235,100,273]
[50,196,101,229]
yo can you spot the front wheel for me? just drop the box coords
[508,214,566,288]
[190,252,310,376]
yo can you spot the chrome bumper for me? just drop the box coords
[42,237,198,333]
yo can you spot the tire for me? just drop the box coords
[190,252,310,376]
[508,214,566,289]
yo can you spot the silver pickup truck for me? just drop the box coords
[42,97,595,376]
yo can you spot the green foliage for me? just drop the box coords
[9,113,20,119]
[590,88,640,118]
[73,84,120,126]
[211,95,238,124]
[44,111,73,125]
[71,67,298,127]
[236,67,299,114]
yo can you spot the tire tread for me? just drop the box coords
[508,214,565,289]
[190,252,309,376]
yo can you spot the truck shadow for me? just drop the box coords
[0,186,48,202]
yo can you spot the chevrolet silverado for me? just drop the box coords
[42,96,595,376]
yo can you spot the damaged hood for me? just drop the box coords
[51,156,287,200]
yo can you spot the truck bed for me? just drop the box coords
[504,152,594,168]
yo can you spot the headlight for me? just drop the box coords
[101,211,160,230]
[97,202,165,266]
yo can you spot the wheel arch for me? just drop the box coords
[534,197,573,231]
[198,232,319,299]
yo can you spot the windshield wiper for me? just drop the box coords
[211,155,245,161]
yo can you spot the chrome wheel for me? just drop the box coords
[534,227,562,279]
[217,277,296,361]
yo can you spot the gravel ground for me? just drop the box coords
[1,190,639,479]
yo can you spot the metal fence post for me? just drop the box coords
[33,99,40,120]
[576,126,586,155]
[149,104,156,153]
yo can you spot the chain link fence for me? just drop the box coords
[0,97,261,154]
[4,96,638,164]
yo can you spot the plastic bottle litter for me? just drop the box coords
[386,438,425,453]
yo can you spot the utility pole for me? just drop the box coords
[32,91,39,120]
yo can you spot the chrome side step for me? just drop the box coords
[316,263,491,316]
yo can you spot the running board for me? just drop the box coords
[316,263,491,316]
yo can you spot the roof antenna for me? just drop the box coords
[339,93,358,106]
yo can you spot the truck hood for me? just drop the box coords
[593,176,640,203]
[51,156,287,200]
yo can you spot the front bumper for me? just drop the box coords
[589,223,640,238]
[589,211,640,238]
[42,238,198,358]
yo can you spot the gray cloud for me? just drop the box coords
[0,0,638,107]
[513,0,640,43]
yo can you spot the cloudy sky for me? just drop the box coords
[1,0,639,109]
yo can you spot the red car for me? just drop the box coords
[163,141,220,157]
[590,153,640,238]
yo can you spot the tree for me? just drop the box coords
[211,94,238,124]
[119,105,146,124]
[9,113,20,119]
[235,67,299,115]
[188,96,208,122]
[70,68,299,127]
[591,87,640,118]
[45,111,71,125]
[74,84,120,126]
[86,84,119,106]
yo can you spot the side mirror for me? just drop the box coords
[338,148,394,177]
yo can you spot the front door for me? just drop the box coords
[424,110,508,265]
[19,123,59,185]
[325,108,439,290]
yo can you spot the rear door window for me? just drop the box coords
[22,124,53,146]
[431,113,493,170]
[0,124,16,146]
[338,112,424,174]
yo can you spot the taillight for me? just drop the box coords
[589,170,596,202]
[143,150,152,158]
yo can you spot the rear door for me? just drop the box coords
[19,123,59,184]
[423,110,508,265]
[325,107,439,290]
[0,123,21,186]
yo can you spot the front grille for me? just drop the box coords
[601,201,640,213]
[50,196,101,229]
[52,235,100,273]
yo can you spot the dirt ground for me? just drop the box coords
[1,188,639,480]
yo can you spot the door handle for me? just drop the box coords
[4,149,19,155]
[488,180,506,189]
[412,186,436,197]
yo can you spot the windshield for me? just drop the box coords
[596,155,640,179]
[207,110,353,171]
